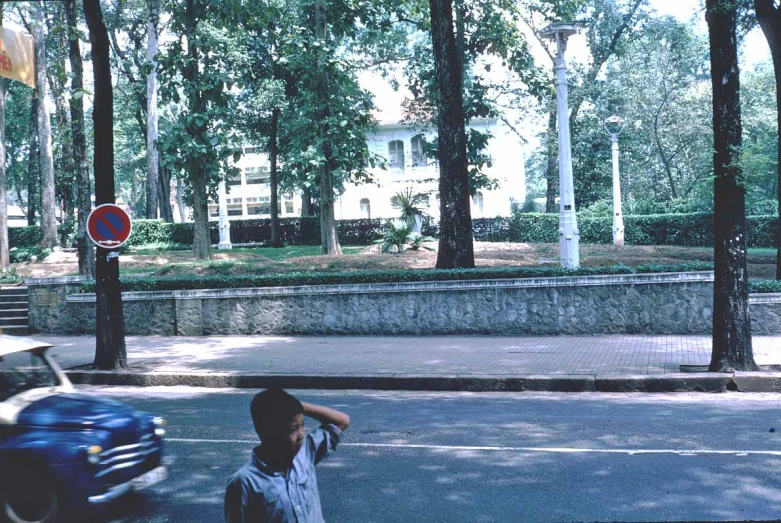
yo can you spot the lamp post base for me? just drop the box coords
[559,209,580,268]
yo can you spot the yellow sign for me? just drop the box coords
[0,26,35,89]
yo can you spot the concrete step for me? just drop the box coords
[0,287,27,295]
[0,301,28,310]
[0,294,28,303]
[0,308,28,316]
[0,325,29,335]
[0,317,28,327]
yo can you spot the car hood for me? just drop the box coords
[16,393,150,442]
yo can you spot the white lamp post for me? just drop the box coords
[540,22,579,268]
[217,179,232,250]
[604,115,626,247]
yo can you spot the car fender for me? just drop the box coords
[0,427,111,466]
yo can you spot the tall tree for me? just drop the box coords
[754,0,781,279]
[271,0,380,253]
[32,2,57,249]
[429,0,474,268]
[158,0,243,259]
[706,0,758,371]
[65,0,95,277]
[146,0,160,219]
[26,96,37,226]
[313,0,341,255]
[49,2,77,230]
[84,0,127,370]
[0,6,8,272]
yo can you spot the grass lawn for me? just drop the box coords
[11,242,778,280]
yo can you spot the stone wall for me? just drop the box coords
[27,271,781,336]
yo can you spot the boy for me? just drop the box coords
[225,388,350,523]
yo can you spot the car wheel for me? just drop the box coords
[0,466,62,523]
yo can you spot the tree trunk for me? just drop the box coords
[314,0,341,255]
[54,99,76,222]
[754,0,781,280]
[430,0,474,269]
[65,0,95,277]
[706,0,757,372]
[185,0,210,259]
[0,71,6,269]
[53,2,76,229]
[544,104,558,213]
[33,3,58,249]
[158,160,174,222]
[27,97,38,226]
[301,186,313,217]
[85,0,127,371]
[269,107,282,247]
[145,0,160,219]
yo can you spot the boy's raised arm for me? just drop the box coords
[302,402,350,431]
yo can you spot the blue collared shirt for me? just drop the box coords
[225,424,342,523]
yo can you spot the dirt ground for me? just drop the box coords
[13,243,778,280]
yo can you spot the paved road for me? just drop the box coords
[85,387,781,523]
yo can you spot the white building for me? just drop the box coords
[205,117,525,223]
[336,117,525,221]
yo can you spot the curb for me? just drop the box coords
[63,370,781,393]
[64,372,597,392]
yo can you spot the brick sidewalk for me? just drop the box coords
[39,334,781,377]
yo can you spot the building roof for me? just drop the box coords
[0,335,52,357]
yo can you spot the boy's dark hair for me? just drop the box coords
[250,388,303,438]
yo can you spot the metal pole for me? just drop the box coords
[553,33,579,268]
[610,134,624,246]
[218,179,232,249]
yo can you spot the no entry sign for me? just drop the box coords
[87,204,132,248]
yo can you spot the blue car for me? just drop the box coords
[0,336,167,523]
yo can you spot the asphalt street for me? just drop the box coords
[82,387,781,523]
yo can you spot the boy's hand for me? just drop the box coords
[302,402,350,431]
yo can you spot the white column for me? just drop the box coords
[554,34,580,268]
[611,135,624,246]
[218,180,232,250]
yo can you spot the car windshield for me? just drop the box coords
[0,351,60,401]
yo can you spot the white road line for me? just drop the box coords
[165,438,781,456]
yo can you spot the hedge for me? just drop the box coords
[79,262,715,293]
[9,213,780,249]
[749,280,781,293]
[474,213,778,248]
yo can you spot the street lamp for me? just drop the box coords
[604,115,626,247]
[218,179,232,250]
[540,22,579,268]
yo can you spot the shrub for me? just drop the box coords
[9,246,51,263]
[79,263,712,293]
[0,268,19,284]
[9,226,42,248]
[749,280,781,293]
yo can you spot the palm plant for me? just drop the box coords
[390,188,428,229]
[376,220,413,253]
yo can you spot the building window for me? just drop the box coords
[244,146,260,155]
[388,140,404,169]
[225,197,243,216]
[359,198,371,219]
[247,196,271,215]
[411,135,426,167]
[245,166,270,185]
[473,191,484,214]
[209,205,219,218]
[227,174,242,186]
